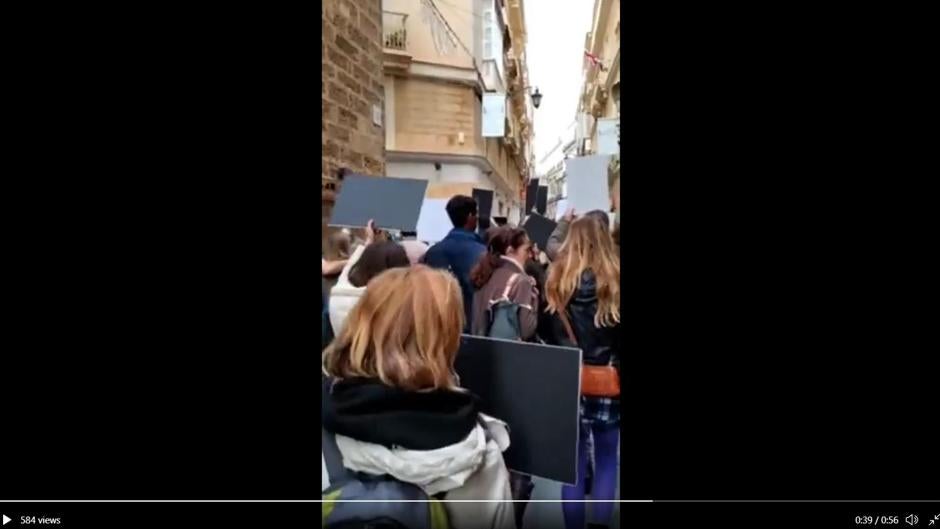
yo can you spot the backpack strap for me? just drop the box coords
[501,273,521,300]
[322,428,348,484]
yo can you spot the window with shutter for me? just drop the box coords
[491,1,504,79]
[483,9,495,60]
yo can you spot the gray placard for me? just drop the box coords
[329,174,429,232]
[455,335,582,484]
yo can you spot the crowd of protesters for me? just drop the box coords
[321,187,621,529]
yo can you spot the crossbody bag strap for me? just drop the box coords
[557,308,578,347]
[558,307,616,367]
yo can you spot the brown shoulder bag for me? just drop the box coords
[558,310,620,398]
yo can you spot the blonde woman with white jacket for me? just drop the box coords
[322,265,515,529]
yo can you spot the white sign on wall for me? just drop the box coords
[576,112,593,141]
[596,118,619,156]
[482,92,507,137]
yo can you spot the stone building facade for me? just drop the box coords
[321,0,386,229]
[578,0,620,157]
[380,0,535,224]
[571,0,620,217]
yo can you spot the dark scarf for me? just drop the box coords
[322,377,480,450]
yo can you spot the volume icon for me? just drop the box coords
[907,514,920,526]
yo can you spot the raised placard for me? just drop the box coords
[522,213,557,250]
[329,174,428,232]
[525,179,540,212]
[536,186,548,215]
[473,188,494,220]
[415,198,455,244]
[565,155,611,215]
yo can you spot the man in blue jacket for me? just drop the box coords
[423,195,486,331]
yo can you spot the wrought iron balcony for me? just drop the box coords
[383,11,408,51]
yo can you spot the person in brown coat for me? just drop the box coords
[468,227,539,340]
[469,226,540,527]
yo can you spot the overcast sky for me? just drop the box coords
[525,0,594,162]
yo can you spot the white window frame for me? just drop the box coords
[481,0,504,81]
[482,8,496,61]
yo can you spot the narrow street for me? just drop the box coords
[322,0,622,526]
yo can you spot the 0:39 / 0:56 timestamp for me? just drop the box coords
[855,515,901,526]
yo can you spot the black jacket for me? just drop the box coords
[550,270,620,368]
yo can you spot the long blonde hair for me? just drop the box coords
[323,265,464,392]
[545,216,620,327]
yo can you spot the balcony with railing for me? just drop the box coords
[383,11,408,51]
[382,11,412,74]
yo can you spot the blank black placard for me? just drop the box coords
[492,216,508,227]
[525,179,540,212]
[455,335,581,484]
[476,216,492,237]
[472,188,494,219]
[522,213,557,250]
[329,173,428,231]
[536,186,548,215]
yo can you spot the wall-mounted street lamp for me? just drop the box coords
[530,87,543,109]
[528,87,543,109]
[516,86,543,109]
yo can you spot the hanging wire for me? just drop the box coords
[420,0,459,56]
[435,0,485,20]
[420,0,489,90]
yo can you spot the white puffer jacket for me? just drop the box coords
[322,414,515,529]
[328,244,367,335]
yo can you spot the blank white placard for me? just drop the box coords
[416,198,454,243]
[565,155,612,215]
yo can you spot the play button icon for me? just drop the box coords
[2,514,10,525]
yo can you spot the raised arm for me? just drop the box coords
[322,258,348,276]
[546,219,570,261]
